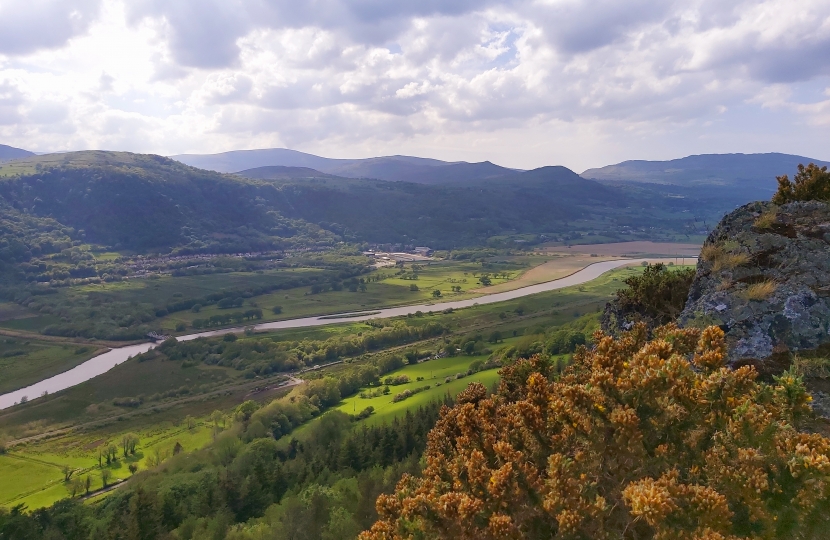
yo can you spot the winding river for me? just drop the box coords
[0,258,679,410]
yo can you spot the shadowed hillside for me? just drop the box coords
[0,143,34,163]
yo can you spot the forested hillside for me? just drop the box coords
[0,150,718,263]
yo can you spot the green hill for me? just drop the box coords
[0,151,718,259]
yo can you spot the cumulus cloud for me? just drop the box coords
[0,0,102,55]
[0,0,829,168]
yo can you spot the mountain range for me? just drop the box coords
[176,148,830,202]
[173,148,515,185]
[0,144,825,256]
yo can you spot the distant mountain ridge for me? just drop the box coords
[236,166,342,181]
[172,148,517,184]
[0,144,35,162]
[582,152,830,192]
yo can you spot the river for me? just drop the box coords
[0,258,676,409]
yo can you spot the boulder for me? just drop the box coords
[679,200,830,376]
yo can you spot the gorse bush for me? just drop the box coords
[773,163,830,204]
[362,324,830,539]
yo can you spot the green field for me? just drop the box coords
[337,354,502,425]
[0,419,216,509]
[0,264,675,511]
[158,259,532,332]
[0,337,103,394]
[0,352,243,436]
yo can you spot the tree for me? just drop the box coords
[66,476,84,498]
[84,475,91,495]
[185,415,196,429]
[362,324,830,539]
[101,468,112,488]
[432,290,441,298]
[128,463,138,475]
[106,443,118,464]
[61,464,74,482]
[272,305,283,314]
[121,433,139,457]
[478,275,492,286]
[235,400,260,424]
[409,284,419,292]
[96,446,105,467]
[126,487,162,540]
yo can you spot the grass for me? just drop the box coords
[336,338,525,425]
[0,337,103,394]
[471,254,614,293]
[701,244,751,272]
[0,354,242,435]
[754,208,778,230]
[0,419,216,509]
[0,454,65,506]
[792,355,830,379]
[159,260,531,332]
[739,280,778,301]
[0,263,662,509]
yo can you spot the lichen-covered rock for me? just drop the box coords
[679,200,830,376]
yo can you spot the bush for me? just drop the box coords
[364,324,830,539]
[354,406,374,420]
[772,163,830,204]
[612,263,695,326]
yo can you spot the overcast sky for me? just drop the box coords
[0,0,828,171]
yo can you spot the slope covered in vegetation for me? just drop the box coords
[363,324,830,539]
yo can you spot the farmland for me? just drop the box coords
[0,264,692,511]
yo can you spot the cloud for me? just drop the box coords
[0,0,102,55]
[0,0,829,169]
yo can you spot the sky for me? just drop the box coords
[0,0,829,171]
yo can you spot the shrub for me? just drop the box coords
[612,263,695,326]
[772,163,830,204]
[363,324,830,539]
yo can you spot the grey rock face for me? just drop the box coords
[679,200,830,376]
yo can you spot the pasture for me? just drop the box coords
[336,353,502,426]
[0,419,215,510]
[0,337,103,394]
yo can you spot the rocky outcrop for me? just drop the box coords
[679,200,830,376]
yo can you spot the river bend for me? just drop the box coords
[0,258,675,409]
